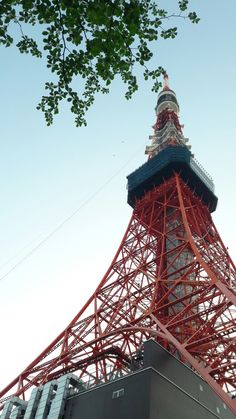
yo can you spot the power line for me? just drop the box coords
[0,147,143,283]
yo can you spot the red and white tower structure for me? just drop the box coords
[1,75,236,416]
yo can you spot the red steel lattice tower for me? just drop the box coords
[1,75,236,414]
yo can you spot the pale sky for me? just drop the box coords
[0,1,236,391]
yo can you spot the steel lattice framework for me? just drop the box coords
[1,174,236,413]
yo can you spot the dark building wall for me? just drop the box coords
[144,339,234,419]
[64,340,235,419]
[64,368,223,419]
[149,371,220,419]
[64,371,151,419]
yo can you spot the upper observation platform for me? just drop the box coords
[127,75,218,212]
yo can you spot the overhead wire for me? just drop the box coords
[0,231,45,271]
[0,145,144,283]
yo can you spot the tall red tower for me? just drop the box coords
[1,76,236,415]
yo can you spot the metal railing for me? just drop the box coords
[190,157,215,192]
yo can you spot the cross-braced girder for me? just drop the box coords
[0,175,236,414]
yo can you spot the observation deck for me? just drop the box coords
[127,145,218,212]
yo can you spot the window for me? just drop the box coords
[112,388,125,399]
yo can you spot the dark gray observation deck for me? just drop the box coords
[127,146,218,212]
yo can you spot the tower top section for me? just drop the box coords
[146,74,190,159]
[155,74,179,115]
[127,75,218,212]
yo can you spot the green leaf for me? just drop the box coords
[0,0,200,126]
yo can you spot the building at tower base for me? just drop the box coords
[2,340,234,419]
[65,340,234,419]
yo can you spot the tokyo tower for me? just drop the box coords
[0,75,236,417]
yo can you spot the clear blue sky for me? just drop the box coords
[0,1,236,389]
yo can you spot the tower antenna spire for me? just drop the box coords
[163,73,170,90]
[146,73,189,158]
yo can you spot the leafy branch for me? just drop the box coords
[0,0,199,126]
